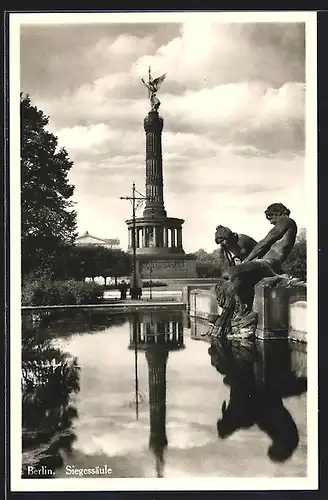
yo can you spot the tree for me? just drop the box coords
[194,249,209,262]
[64,245,132,285]
[92,246,128,286]
[21,93,77,278]
[283,228,307,281]
[65,246,97,281]
[194,247,225,278]
[196,261,223,278]
[106,249,132,286]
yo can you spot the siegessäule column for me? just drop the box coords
[143,110,167,218]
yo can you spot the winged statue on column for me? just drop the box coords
[141,66,167,111]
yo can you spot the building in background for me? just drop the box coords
[75,231,120,250]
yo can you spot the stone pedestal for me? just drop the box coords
[254,286,289,338]
[254,281,307,340]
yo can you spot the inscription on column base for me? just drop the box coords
[139,257,197,279]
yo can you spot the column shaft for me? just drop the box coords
[171,228,176,247]
[153,226,157,247]
[177,228,182,248]
[163,228,168,247]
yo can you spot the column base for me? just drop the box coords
[138,254,197,279]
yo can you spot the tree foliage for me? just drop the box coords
[21,93,77,277]
[106,249,132,282]
[65,245,132,284]
[194,247,226,278]
[283,228,307,281]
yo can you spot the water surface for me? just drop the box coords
[22,310,307,479]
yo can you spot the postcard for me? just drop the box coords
[10,10,318,492]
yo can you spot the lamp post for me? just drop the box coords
[120,182,147,300]
[132,312,139,419]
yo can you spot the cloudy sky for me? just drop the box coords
[19,14,308,252]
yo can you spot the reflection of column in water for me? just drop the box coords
[145,346,169,478]
[141,322,146,343]
[129,311,185,349]
[178,318,184,346]
[138,321,142,343]
[133,314,140,420]
[128,310,185,477]
[129,319,142,345]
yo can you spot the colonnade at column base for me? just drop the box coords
[126,216,186,254]
[125,215,197,279]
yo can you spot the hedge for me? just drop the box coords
[22,279,104,306]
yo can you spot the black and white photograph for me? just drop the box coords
[10,11,317,492]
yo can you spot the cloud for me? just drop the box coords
[50,79,304,159]
[163,81,304,154]
[131,22,305,88]
[101,33,154,57]
[20,23,179,98]
[26,21,305,156]
[20,19,307,252]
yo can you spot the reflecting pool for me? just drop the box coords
[21,309,307,479]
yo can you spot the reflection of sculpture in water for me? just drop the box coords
[141,66,167,112]
[210,204,299,338]
[209,337,307,462]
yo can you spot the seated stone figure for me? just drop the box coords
[208,226,257,336]
[229,203,297,324]
[214,225,257,266]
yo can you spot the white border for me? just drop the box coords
[10,10,318,492]
[304,15,318,486]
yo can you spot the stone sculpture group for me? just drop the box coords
[210,203,302,339]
